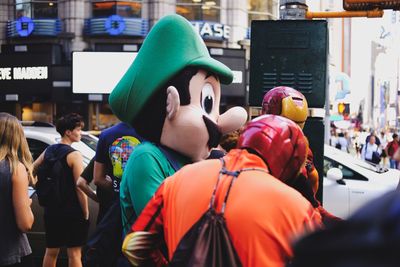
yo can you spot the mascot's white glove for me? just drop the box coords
[122,231,167,266]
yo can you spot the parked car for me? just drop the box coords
[22,122,99,262]
[22,121,96,164]
[323,144,400,219]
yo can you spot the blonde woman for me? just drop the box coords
[0,113,35,267]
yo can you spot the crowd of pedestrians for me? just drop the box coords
[330,127,400,169]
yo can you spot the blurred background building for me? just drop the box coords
[0,0,278,130]
[306,0,400,131]
[1,1,399,131]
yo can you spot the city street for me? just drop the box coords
[1,1,400,267]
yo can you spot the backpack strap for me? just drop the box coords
[44,144,76,162]
[157,145,181,172]
[210,158,268,214]
[61,144,76,157]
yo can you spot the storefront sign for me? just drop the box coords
[0,51,55,97]
[191,21,230,40]
[0,66,48,80]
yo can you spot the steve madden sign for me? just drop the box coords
[0,66,48,80]
[191,21,230,41]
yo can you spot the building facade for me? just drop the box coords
[0,0,278,129]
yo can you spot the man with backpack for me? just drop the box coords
[34,113,88,267]
[122,115,321,267]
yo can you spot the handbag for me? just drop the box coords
[372,151,381,164]
[365,143,381,164]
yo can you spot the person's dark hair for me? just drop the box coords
[338,133,344,137]
[132,67,198,143]
[220,130,241,152]
[393,133,398,139]
[56,113,84,136]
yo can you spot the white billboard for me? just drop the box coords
[72,52,137,94]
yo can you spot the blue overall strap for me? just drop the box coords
[157,145,181,172]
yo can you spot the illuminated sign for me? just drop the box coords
[105,15,126,35]
[191,21,230,40]
[16,17,35,37]
[0,66,48,80]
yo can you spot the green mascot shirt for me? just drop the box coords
[120,142,191,235]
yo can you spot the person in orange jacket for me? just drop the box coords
[262,86,341,224]
[122,115,322,267]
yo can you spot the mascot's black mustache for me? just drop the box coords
[203,115,222,149]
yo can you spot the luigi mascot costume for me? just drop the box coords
[108,14,248,235]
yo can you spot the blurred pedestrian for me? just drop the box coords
[335,133,349,152]
[34,113,88,267]
[0,113,35,267]
[385,133,399,169]
[379,130,389,167]
[329,129,338,147]
[361,135,381,164]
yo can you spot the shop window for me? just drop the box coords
[92,1,142,18]
[22,103,53,123]
[89,103,119,131]
[15,0,58,19]
[247,0,278,25]
[176,0,220,22]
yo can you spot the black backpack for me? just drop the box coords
[36,144,75,208]
[170,159,267,267]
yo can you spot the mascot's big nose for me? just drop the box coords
[218,107,248,134]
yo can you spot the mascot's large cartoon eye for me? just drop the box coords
[201,83,215,114]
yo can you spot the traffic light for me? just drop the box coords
[338,102,350,115]
[343,0,400,11]
[338,102,345,114]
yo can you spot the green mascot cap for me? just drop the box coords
[109,14,233,124]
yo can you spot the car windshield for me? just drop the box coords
[81,134,98,150]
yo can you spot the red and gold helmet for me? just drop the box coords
[237,114,308,183]
[262,86,308,129]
